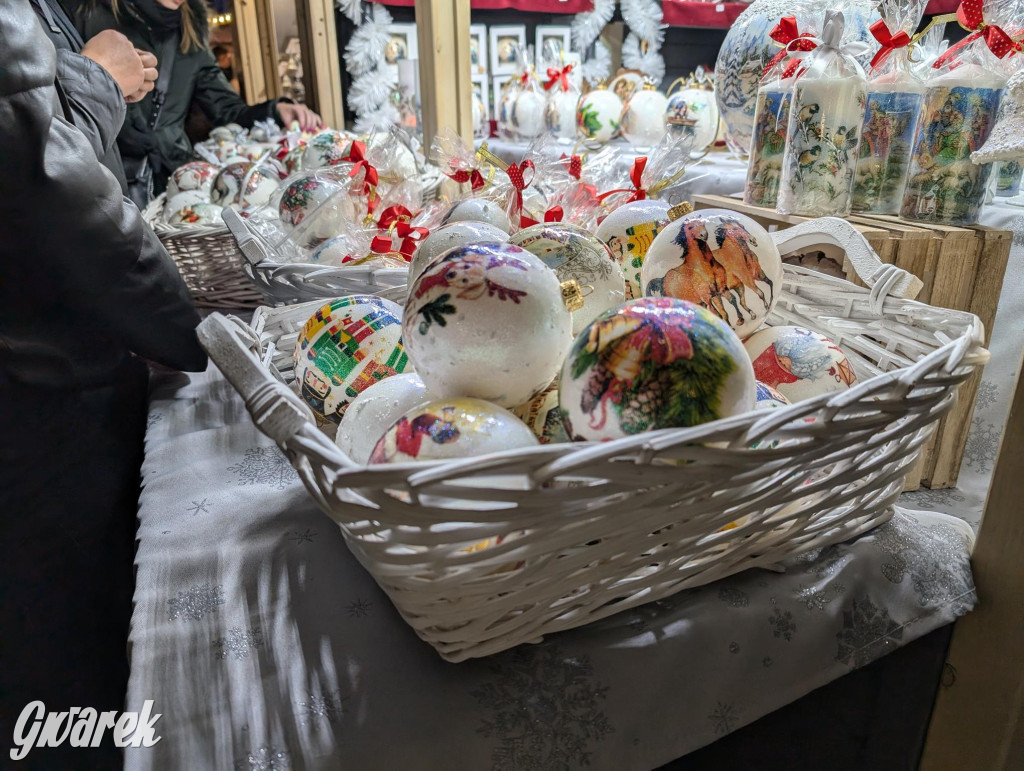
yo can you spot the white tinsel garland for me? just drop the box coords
[581,40,612,86]
[571,0,615,50]
[335,0,361,26]
[342,2,397,129]
[349,66,398,115]
[344,4,392,76]
[620,0,666,86]
[354,103,401,134]
[621,32,666,84]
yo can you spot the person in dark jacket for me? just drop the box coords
[79,0,323,200]
[0,2,207,766]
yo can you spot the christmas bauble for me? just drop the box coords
[472,90,487,137]
[293,297,409,424]
[403,242,573,407]
[594,199,671,300]
[290,186,361,250]
[163,190,208,222]
[754,380,791,409]
[336,373,434,464]
[743,326,857,403]
[495,80,521,140]
[302,129,351,170]
[641,208,782,339]
[559,297,756,441]
[621,86,669,150]
[441,198,512,233]
[369,397,538,463]
[167,202,223,226]
[545,89,581,141]
[308,234,362,265]
[209,126,235,143]
[512,90,546,139]
[577,88,624,144]
[666,87,720,155]
[512,379,570,444]
[210,161,281,209]
[237,142,273,162]
[411,221,510,281]
[510,222,626,336]
[278,174,344,230]
[166,161,218,199]
[281,142,306,175]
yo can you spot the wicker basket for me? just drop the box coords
[143,194,264,309]
[196,229,988,662]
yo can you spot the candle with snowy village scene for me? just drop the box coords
[744,87,793,207]
[851,86,923,214]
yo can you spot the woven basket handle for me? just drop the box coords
[222,206,273,267]
[197,313,313,445]
[771,217,924,300]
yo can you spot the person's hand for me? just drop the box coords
[81,30,145,100]
[277,101,324,132]
[125,49,158,103]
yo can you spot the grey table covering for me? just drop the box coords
[128,363,976,771]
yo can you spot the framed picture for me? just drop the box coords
[385,23,418,67]
[489,25,526,76]
[472,73,490,119]
[469,24,488,76]
[535,25,572,67]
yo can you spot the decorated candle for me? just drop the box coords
[996,160,1023,197]
[744,86,793,207]
[851,85,924,213]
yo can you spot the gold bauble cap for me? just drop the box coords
[560,279,585,312]
[668,202,694,221]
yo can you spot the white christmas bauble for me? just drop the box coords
[293,297,410,424]
[336,373,434,464]
[577,88,624,144]
[368,397,538,463]
[511,379,570,444]
[510,222,626,336]
[666,88,720,154]
[290,188,361,250]
[754,380,791,409]
[167,202,223,226]
[545,89,581,141]
[166,161,218,199]
[302,130,351,170]
[441,198,512,233]
[743,326,858,403]
[249,125,270,142]
[366,132,418,180]
[308,233,362,265]
[512,90,546,139]
[210,161,281,209]
[281,142,306,175]
[163,190,208,222]
[403,242,573,407]
[238,142,273,162]
[278,174,344,230]
[595,200,671,300]
[209,126,235,143]
[641,208,782,339]
[621,88,669,150]
[559,297,756,441]
[411,221,510,281]
[224,122,245,136]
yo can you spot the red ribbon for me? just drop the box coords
[520,205,564,228]
[372,206,428,260]
[568,154,582,180]
[343,140,380,215]
[506,160,535,221]
[544,65,574,92]
[446,168,485,191]
[598,157,648,203]
[934,1,1022,68]
[869,19,912,69]
[762,17,817,77]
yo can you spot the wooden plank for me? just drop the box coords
[253,0,282,100]
[415,0,473,144]
[921,352,1024,771]
[295,0,345,129]
[232,0,269,104]
[968,228,1013,346]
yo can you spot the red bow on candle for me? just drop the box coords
[763,17,818,77]
[520,205,565,228]
[934,1,1022,68]
[505,160,535,222]
[343,141,380,215]
[869,19,912,69]
[446,168,485,191]
[544,65,574,92]
[598,157,648,203]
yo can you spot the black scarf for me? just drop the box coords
[132,0,182,36]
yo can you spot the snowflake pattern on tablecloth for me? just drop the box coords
[187,498,212,516]
[963,416,1002,474]
[168,583,225,621]
[835,596,904,669]
[235,746,290,771]
[708,701,740,735]
[900,487,967,512]
[794,581,847,612]
[472,646,613,770]
[287,529,317,544]
[796,544,851,579]
[872,513,975,615]
[213,627,264,660]
[298,689,346,724]
[1010,214,1024,247]
[346,599,372,618]
[717,586,750,608]
[228,446,297,490]
[769,606,796,641]
[974,380,999,411]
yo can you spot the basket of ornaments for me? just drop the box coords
[197,151,987,662]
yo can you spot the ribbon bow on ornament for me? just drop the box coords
[869,19,912,69]
[785,11,871,78]
[520,206,565,228]
[567,154,583,180]
[343,140,380,215]
[505,159,536,224]
[763,17,818,78]
[544,65,574,92]
[598,157,649,203]
[369,205,429,260]
[931,1,1022,69]
[446,167,486,191]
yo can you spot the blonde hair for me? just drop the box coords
[110,0,203,54]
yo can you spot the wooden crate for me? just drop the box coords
[692,195,1013,490]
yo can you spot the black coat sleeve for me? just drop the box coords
[192,49,282,129]
[0,0,207,373]
[54,48,125,159]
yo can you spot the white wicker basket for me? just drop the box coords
[143,194,264,309]
[196,220,988,662]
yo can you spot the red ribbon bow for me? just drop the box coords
[598,157,648,203]
[505,160,535,221]
[762,17,817,78]
[446,168,485,191]
[371,205,428,260]
[869,19,912,69]
[934,1,1022,68]
[568,154,582,180]
[520,206,565,228]
[343,140,380,215]
[544,65,574,92]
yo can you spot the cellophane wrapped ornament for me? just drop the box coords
[745,3,821,208]
[901,0,1020,225]
[777,11,870,216]
[542,43,582,143]
[591,130,694,217]
[495,76,523,141]
[851,0,928,213]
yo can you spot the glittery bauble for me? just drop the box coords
[510,222,626,336]
[754,381,791,410]
[512,90,546,139]
[301,130,352,170]
[336,373,434,464]
[594,199,670,299]
[559,297,756,441]
[621,88,669,150]
[403,242,573,407]
[441,198,512,233]
[666,88,720,154]
[278,174,344,230]
[167,202,223,226]
[641,208,782,339]
[577,89,624,144]
[166,161,218,199]
[293,297,409,424]
[511,379,570,444]
[411,221,510,281]
[210,162,281,209]
[545,89,581,141]
[743,326,857,403]
[369,397,538,463]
